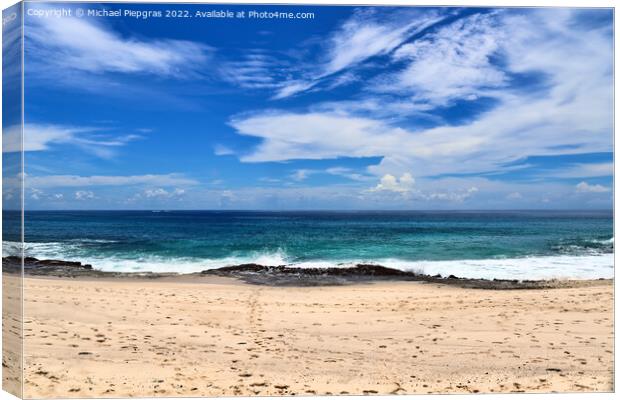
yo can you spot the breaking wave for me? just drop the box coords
[3,240,614,280]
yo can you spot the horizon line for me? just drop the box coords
[5,208,614,213]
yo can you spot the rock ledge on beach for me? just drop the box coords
[199,263,596,289]
[3,256,610,290]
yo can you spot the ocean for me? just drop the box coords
[2,210,614,280]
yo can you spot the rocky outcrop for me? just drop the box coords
[2,256,609,289]
[2,256,171,279]
[200,263,603,289]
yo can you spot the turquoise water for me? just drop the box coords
[2,210,614,279]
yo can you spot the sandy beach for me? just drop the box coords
[7,274,613,397]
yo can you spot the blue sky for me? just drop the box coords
[4,3,614,209]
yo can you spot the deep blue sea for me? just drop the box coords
[2,210,614,279]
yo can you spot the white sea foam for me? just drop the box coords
[386,255,614,280]
[3,241,614,280]
[72,252,293,274]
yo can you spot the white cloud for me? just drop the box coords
[25,175,605,210]
[144,188,169,198]
[506,192,523,200]
[213,144,235,156]
[325,167,371,182]
[230,10,612,180]
[176,177,528,210]
[22,173,198,188]
[3,124,75,152]
[15,187,64,202]
[219,51,293,91]
[541,162,613,178]
[376,12,506,105]
[273,80,317,100]
[30,188,43,201]
[230,111,403,163]
[273,9,447,99]
[3,190,15,201]
[370,173,415,193]
[3,123,141,158]
[75,190,95,200]
[324,10,424,75]
[288,167,371,183]
[231,103,610,179]
[3,125,24,152]
[575,181,610,193]
[324,72,358,91]
[213,144,236,156]
[2,11,21,83]
[144,187,186,198]
[425,187,479,202]
[312,97,439,120]
[290,169,315,182]
[219,190,237,207]
[26,11,211,77]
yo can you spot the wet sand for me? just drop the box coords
[7,275,614,397]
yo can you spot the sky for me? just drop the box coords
[3,3,614,210]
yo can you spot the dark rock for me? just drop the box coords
[3,256,611,291]
[5,256,112,277]
[36,259,83,267]
[201,263,423,286]
[203,263,412,278]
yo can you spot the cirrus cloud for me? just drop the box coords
[21,173,198,189]
[229,8,612,182]
[25,9,212,77]
[3,123,142,159]
[272,8,448,99]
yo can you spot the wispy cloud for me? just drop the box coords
[374,12,506,106]
[312,96,441,121]
[291,169,315,182]
[325,167,371,182]
[2,8,22,85]
[3,123,142,158]
[213,144,236,156]
[539,162,613,179]
[231,9,612,181]
[23,173,198,189]
[290,167,371,183]
[219,50,291,90]
[25,10,211,77]
[272,8,447,99]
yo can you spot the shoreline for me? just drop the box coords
[2,256,613,290]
